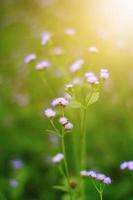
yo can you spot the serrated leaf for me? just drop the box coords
[69,100,82,108]
[86,92,100,106]
[53,185,68,192]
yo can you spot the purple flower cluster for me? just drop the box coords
[120,161,133,171]
[80,170,112,185]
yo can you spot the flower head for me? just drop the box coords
[24,53,37,64]
[41,32,51,46]
[64,122,73,130]
[120,161,133,171]
[52,153,64,164]
[85,72,99,84]
[36,60,50,70]
[70,59,84,73]
[80,170,112,185]
[9,179,19,188]
[59,117,68,125]
[44,108,56,118]
[103,177,112,185]
[100,69,109,80]
[11,159,24,169]
[52,97,69,107]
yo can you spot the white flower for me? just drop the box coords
[52,97,69,107]
[128,161,133,170]
[64,122,73,130]
[24,53,37,64]
[59,117,68,125]
[52,153,64,164]
[36,60,50,70]
[80,170,88,177]
[64,28,76,36]
[88,46,98,53]
[70,59,84,73]
[65,84,73,89]
[41,32,51,46]
[52,47,64,55]
[100,69,109,79]
[44,108,56,118]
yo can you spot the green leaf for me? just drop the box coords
[69,100,82,109]
[86,92,100,106]
[53,185,68,192]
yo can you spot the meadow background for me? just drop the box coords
[0,0,133,199]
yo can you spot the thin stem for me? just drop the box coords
[61,132,73,200]
[80,108,87,169]
[61,134,69,181]
[40,72,54,97]
[50,120,60,135]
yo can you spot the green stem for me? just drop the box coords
[81,108,87,169]
[40,72,54,97]
[99,191,103,200]
[50,120,60,136]
[61,132,73,200]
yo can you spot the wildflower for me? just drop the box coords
[44,108,56,118]
[41,32,51,46]
[11,159,24,169]
[100,69,109,80]
[59,117,68,125]
[64,28,76,36]
[85,72,99,84]
[96,173,106,181]
[87,170,97,178]
[52,153,64,164]
[64,122,73,130]
[52,97,69,107]
[103,177,112,185]
[120,161,133,171]
[9,179,18,188]
[80,170,112,184]
[88,46,98,53]
[36,60,50,70]
[70,59,84,73]
[24,53,37,64]
[120,161,128,170]
[52,47,64,55]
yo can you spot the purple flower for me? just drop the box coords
[100,69,109,80]
[44,108,56,118]
[103,177,112,185]
[11,159,24,169]
[70,59,84,73]
[51,97,69,107]
[9,179,18,188]
[24,53,37,64]
[120,161,133,171]
[36,60,50,70]
[41,32,51,46]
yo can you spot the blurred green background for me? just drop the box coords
[0,0,133,199]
